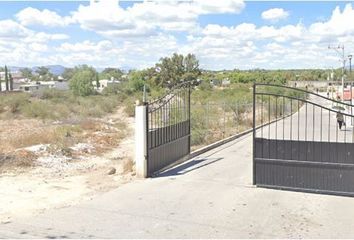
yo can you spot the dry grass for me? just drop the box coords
[5,125,82,151]
[0,89,124,121]
[80,119,102,131]
[0,150,37,173]
[122,158,134,174]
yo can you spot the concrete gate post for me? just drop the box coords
[135,104,148,178]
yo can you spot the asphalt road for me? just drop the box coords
[3,131,354,238]
[257,92,354,142]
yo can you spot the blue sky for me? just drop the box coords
[0,1,354,70]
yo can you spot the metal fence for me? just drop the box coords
[191,101,253,150]
[253,83,354,197]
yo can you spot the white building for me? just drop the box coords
[0,82,5,91]
[92,78,120,91]
[222,78,231,86]
[19,82,54,92]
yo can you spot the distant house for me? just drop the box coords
[0,82,5,91]
[11,72,23,82]
[54,81,69,90]
[0,71,23,91]
[19,84,43,92]
[19,82,53,92]
[92,78,121,92]
[0,71,6,80]
[210,79,220,86]
[222,78,231,86]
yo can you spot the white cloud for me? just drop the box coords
[194,0,245,14]
[0,18,69,66]
[0,19,30,38]
[309,4,354,38]
[26,32,70,43]
[16,7,73,27]
[3,2,354,70]
[71,0,245,38]
[53,34,179,68]
[262,8,289,22]
[185,4,354,69]
[29,43,48,52]
[57,40,113,52]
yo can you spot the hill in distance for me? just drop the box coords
[8,65,66,76]
[8,65,132,76]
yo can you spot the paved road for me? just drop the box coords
[3,132,354,238]
[257,92,354,142]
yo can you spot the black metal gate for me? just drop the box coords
[253,83,354,196]
[146,82,191,176]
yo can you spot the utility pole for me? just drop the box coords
[328,45,345,101]
[331,68,334,99]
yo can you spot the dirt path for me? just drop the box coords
[0,107,135,223]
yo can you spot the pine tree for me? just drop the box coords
[9,73,13,91]
[96,72,100,90]
[5,65,9,91]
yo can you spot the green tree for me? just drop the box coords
[35,66,53,81]
[128,70,146,92]
[20,68,33,80]
[101,68,123,80]
[182,53,201,83]
[155,53,201,87]
[69,65,96,96]
[96,72,100,89]
[62,68,75,80]
[36,66,49,76]
[9,73,13,91]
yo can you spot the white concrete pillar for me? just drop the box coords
[135,104,148,178]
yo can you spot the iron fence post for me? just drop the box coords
[188,82,191,153]
[253,83,256,185]
[223,101,226,138]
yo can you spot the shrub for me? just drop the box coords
[69,70,95,96]
[40,89,68,100]
[102,84,121,95]
[1,93,30,113]
[21,101,54,119]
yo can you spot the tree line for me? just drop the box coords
[62,53,201,96]
[3,53,348,96]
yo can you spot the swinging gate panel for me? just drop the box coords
[147,83,191,176]
[253,84,354,196]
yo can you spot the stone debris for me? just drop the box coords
[70,143,94,153]
[107,167,116,175]
[23,144,50,154]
